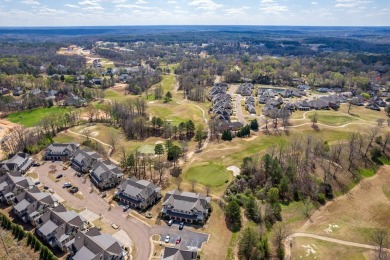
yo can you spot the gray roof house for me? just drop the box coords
[90,161,124,190]
[116,177,161,210]
[45,143,80,161]
[36,204,88,251]
[71,149,101,173]
[161,190,211,224]
[0,173,34,204]
[162,245,198,260]
[0,152,33,174]
[13,186,58,225]
[66,227,127,260]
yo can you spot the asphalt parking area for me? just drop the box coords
[158,228,208,250]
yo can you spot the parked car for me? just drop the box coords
[76,172,82,177]
[34,181,41,185]
[43,185,49,190]
[168,219,174,226]
[123,205,130,212]
[63,166,68,170]
[111,224,119,229]
[165,235,170,243]
[48,189,55,194]
[56,174,63,179]
[101,192,107,198]
[175,236,181,244]
[69,187,79,193]
[63,182,72,188]
[179,222,184,230]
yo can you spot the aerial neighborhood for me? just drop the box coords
[0,24,390,260]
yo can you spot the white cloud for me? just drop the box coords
[84,5,104,10]
[311,1,318,4]
[224,6,249,16]
[116,4,150,9]
[79,0,101,6]
[65,4,79,8]
[135,0,147,4]
[110,0,126,3]
[20,0,40,5]
[188,0,223,11]
[335,0,372,9]
[167,0,177,4]
[260,0,288,14]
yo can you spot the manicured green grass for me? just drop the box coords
[160,74,175,93]
[185,162,230,187]
[7,107,73,127]
[307,111,356,126]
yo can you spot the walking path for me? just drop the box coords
[284,232,390,259]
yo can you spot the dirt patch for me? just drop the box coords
[0,119,19,159]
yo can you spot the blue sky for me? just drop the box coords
[0,0,389,26]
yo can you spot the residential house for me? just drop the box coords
[162,245,198,260]
[0,87,10,95]
[29,88,42,96]
[308,99,329,110]
[13,87,24,96]
[71,149,101,173]
[13,186,58,225]
[46,90,58,100]
[371,96,386,107]
[66,227,127,260]
[64,94,86,107]
[116,176,161,210]
[297,85,311,90]
[161,190,211,224]
[36,204,88,251]
[296,100,311,111]
[0,152,33,174]
[45,143,79,161]
[91,78,103,85]
[0,173,34,204]
[236,83,253,96]
[366,103,381,111]
[90,161,124,190]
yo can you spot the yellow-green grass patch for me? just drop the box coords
[184,162,231,187]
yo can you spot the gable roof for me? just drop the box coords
[118,176,160,201]
[163,245,198,260]
[163,190,210,214]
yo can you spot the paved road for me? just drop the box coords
[228,85,247,125]
[33,161,209,260]
[284,232,390,260]
[33,162,151,260]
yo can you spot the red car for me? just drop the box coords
[175,236,181,244]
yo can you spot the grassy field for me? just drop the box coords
[201,201,231,260]
[7,107,74,127]
[104,89,136,103]
[291,237,370,260]
[302,166,390,248]
[306,111,357,126]
[185,162,231,187]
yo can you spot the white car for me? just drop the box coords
[164,235,170,243]
[48,189,55,194]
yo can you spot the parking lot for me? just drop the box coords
[154,223,209,250]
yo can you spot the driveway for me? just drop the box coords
[153,223,209,250]
[34,161,151,260]
[34,161,210,259]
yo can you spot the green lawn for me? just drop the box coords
[185,162,230,187]
[104,89,137,103]
[307,111,356,126]
[7,107,74,127]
